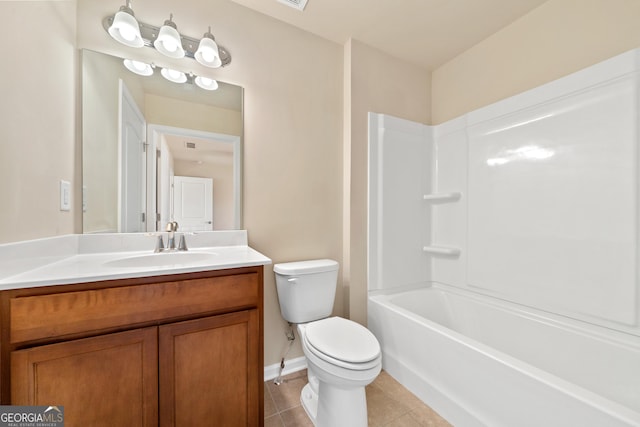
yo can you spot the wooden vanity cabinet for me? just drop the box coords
[0,266,264,427]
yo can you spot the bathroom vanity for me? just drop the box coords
[0,231,270,426]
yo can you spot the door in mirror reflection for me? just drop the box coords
[150,125,240,232]
[120,82,147,232]
[173,176,213,232]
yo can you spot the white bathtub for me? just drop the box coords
[368,284,640,427]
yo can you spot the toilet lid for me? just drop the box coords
[305,317,381,364]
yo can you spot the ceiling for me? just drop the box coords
[229,0,549,70]
[165,134,233,165]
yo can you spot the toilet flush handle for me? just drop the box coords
[288,277,298,283]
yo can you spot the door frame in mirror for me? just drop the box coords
[146,124,242,231]
[119,80,147,233]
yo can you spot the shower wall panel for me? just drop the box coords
[466,75,638,327]
[368,113,432,291]
[431,118,468,288]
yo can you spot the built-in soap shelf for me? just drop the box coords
[422,192,462,257]
[423,192,461,202]
[422,246,461,257]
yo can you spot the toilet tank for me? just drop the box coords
[274,259,339,324]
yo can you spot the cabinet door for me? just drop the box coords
[159,310,260,426]
[11,327,158,427]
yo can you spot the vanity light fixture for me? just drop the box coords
[160,68,188,84]
[153,14,185,59]
[108,0,144,47]
[121,58,218,91]
[103,4,231,66]
[195,27,221,68]
[123,58,154,76]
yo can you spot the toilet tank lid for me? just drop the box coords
[274,259,339,275]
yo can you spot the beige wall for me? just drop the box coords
[432,0,640,123]
[344,40,431,324]
[144,94,242,136]
[82,50,119,233]
[0,1,78,242]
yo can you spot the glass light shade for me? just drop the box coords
[123,59,153,76]
[160,68,187,84]
[195,36,221,68]
[194,76,219,91]
[108,9,143,48]
[154,24,185,58]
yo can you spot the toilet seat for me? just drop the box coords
[304,317,381,370]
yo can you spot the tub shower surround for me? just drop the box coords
[367,48,640,427]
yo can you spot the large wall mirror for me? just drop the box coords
[82,49,243,233]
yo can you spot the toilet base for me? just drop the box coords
[300,381,368,427]
[300,383,319,425]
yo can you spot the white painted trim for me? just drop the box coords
[118,79,147,233]
[264,356,307,382]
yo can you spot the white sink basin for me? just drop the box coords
[104,251,219,268]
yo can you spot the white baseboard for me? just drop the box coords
[264,356,307,381]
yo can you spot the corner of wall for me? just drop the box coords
[342,38,353,319]
[430,0,640,124]
[345,39,431,325]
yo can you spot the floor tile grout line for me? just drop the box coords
[265,412,286,427]
[265,369,452,426]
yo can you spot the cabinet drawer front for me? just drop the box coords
[10,273,259,344]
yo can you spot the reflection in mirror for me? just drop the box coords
[81,49,243,233]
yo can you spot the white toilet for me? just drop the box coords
[274,259,382,427]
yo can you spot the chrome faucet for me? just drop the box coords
[154,221,188,252]
[178,233,188,251]
[166,221,178,250]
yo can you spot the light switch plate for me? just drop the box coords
[60,180,71,211]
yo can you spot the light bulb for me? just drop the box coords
[161,68,187,83]
[123,59,153,76]
[195,76,219,91]
[108,6,143,48]
[153,14,185,59]
[160,38,178,53]
[195,29,222,68]
[201,49,215,63]
[118,26,137,42]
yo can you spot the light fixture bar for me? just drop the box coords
[102,16,231,66]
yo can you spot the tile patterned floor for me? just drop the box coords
[264,370,452,427]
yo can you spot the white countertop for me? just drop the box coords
[0,231,271,290]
